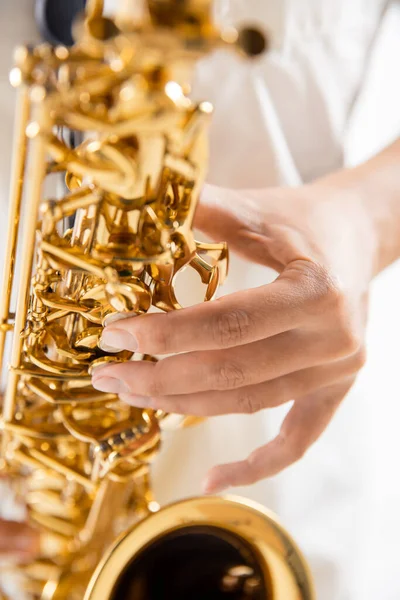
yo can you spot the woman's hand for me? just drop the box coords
[92,177,377,493]
[0,518,39,561]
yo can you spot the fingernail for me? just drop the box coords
[119,394,151,409]
[100,329,138,353]
[92,376,126,394]
[202,476,225,496]
[99,340,124,354]
[104,312,138,326]
[202,477,214,495]
[90,363,112,377]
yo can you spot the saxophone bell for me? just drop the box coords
[86,497,313,600]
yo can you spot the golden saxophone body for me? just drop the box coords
[0,1,315,598]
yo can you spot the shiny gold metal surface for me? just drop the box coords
[0,2,315,599]
[85,496,314,600]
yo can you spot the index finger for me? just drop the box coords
[100,267,311,356]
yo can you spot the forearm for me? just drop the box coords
[315,138,400,276]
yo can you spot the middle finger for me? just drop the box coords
[119,350,364,415]
[92,329,337,397]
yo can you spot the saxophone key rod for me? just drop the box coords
[0,87,30,380]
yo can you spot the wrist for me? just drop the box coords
[307,176,378,291]
[313,140,400,276]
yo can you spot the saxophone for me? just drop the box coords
[0,1,315,599]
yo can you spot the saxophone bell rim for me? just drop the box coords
[84,494,315,600]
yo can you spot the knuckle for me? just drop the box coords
[147,367,165,397]
[135,315,174,355]
[306,262,343,308]
[216,362,246,390]
[237,390,264,415]
[304,262,363,357]
[212,309,251,348]
[147,379,161,397]
[340,326,362,356]
[298,261,344,313]
[150,324,172,354]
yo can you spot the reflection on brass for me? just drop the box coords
[0,1,315,598]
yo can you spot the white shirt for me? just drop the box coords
[1,3,400,600]
[153,4,400,600]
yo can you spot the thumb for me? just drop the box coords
[195,184,239,236]
[196,184,316,272]
[195,184,285,270]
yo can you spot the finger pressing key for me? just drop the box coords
[98,276,307,356]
